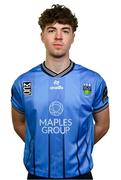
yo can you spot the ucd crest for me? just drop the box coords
[83,83,92,95]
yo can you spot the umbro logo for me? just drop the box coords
[23,82,32,95]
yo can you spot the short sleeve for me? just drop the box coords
[93,78,109,113]
[11,80,24,113]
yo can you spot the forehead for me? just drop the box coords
[45,22,72,30]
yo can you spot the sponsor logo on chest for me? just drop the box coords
[49,80,64,90]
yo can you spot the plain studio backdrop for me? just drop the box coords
[0,0,121,179]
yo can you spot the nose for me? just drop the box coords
[55,31,63,40]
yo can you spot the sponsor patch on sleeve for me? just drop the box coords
[102,86,108,103]
[23,82,32,95]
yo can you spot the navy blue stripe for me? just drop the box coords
[12,105,25,114]
[85,139,92,171]
[33,142,36,175]
[61,62,75,77]
[62,134,65,178]
[76,142,81,175]
[94,102,109,113]
[41,60,75,77]
[76,123,81,176]
[48,134,50,178]
[41,64,56,77]
[25,138,33,167]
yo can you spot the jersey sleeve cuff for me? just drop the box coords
[93,102,109,113]
[11,99,25,114]
[12,104,25,114]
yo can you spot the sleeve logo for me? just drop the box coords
[23,82,32,95]
[102,86,108,103]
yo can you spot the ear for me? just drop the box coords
[72,33,75,43]
[41,32,44,42]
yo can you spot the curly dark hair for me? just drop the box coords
[38,4,78,32]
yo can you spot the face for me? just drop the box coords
[41,23,75,58]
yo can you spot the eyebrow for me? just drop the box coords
[62,27,71,30]
[47,27,71,31]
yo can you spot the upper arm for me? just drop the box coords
[12,107,25,130]
[11,79,26,139]
[93,106,110,129]
[11,79,24,113]
[93,76,110,133]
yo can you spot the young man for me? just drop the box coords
[11,4,110,179]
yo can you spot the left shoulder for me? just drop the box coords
[74,63,104,82]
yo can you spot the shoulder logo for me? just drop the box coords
[102,86,108,103]
[23,82,32,95]
[83,83,92,95]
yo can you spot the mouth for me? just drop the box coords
[53,44,63,48]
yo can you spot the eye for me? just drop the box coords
[48,29,55,33]
[63,30,69,34]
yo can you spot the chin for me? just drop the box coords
[50,53,66,58]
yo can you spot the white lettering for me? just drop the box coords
[39,118,72,134]
[50,85,64,90]
[41,126,70,134]
[40,119,47,126]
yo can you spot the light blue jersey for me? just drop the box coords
[11,61,109,178]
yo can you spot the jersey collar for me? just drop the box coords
[41,60,75,77]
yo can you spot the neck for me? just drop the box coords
[45,55,71,74]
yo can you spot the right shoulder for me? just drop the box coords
[13,64,42,85]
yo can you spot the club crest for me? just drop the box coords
[83,83,92,95]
